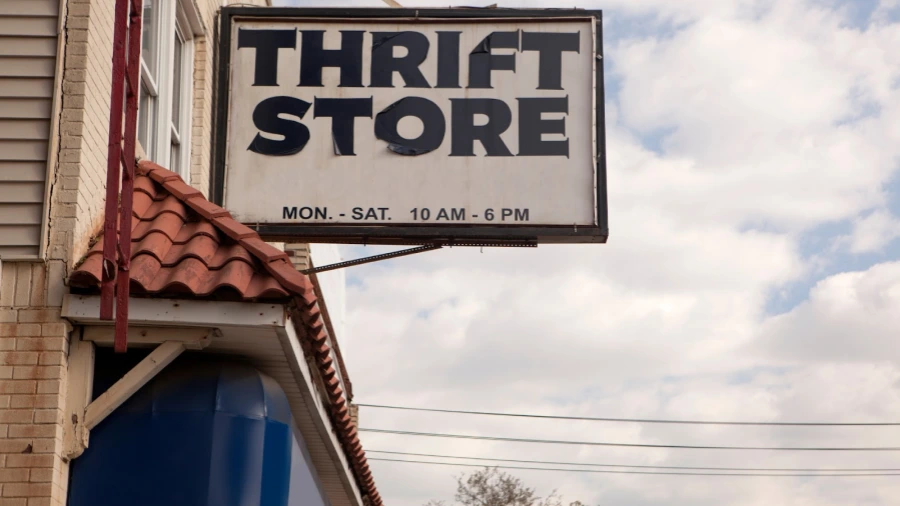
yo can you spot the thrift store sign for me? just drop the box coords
[216,9,607,244]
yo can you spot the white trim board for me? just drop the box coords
[62,294,286,328]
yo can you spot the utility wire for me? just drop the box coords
[357,403,900,427]
[367,450,900,473]
[359,428,900,451]
[369,458,900,477]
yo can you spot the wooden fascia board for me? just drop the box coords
[83,326,215,349]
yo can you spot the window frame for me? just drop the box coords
[167,16,193,176]
[138,0,197,180]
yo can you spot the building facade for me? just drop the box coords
[0,1,377,505]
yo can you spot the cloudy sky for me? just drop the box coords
[287,0,900,504]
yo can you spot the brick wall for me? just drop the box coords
[285,243,312,272]
[0,262,71,506]
[50,0,114,266]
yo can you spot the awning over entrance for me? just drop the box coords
[66,160,381,506]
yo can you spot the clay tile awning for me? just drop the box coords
[69,160,381,505]
[70,160,313,302]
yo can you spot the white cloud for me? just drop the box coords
[757,261,900,362]
[842,209,900,253]
[263,0,900,503]
[612,1,900,231]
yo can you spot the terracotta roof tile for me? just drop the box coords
[159,235,220,266]
[309,270,354,401]
[71,159,380,503]
[212,216,257,241]
[133,231,175,262]
[143,195,189,221]
[242,237,289,263]
[144,163,181,184]
[132,213,186,242]
[301,304,322,325]
[173,221,219,243]
[70,162,297,303]
[183,197,231,220]
[132,191,155,218]
[162,179,202,200]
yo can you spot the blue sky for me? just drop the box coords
[282,0,900,504]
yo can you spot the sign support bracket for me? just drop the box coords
[301,244,443,275]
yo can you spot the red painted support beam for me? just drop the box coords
[115,0,143,353]
[100,0,130,320]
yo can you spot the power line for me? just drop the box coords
[359,428,900,451]
[357,403,900,427]
[367,450,900,473]
[369,458,900,477]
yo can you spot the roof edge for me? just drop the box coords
[291,297,382,506]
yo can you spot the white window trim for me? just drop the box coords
[167,16,194,176]
[138,0,198,180]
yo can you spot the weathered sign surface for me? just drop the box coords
[214,8,607,245]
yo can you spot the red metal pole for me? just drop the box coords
[114,0,143,353]
[100,0,131,320]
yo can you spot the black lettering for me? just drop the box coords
[370,32,431,88]
[314,97,373,156]
[378,208,389,219]
[283,207,298,219]
[299,207,313,219]
[237,29,296,86]
[248,96,311,156]
[450,98,513,157]
[451,208,465,220]
[315,207,328,220]
[437,208,449,220]
[365,208,379,220]
[518,97,569,157]
[374,97,445,156]
[515,209,530,221]
[502,209,513,220]
[352,207,364,220]
[521,32,580,90]
[468,31,519,89]
[437,31,462,89]
[299,30,364,87]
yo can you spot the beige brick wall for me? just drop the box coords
[50,0,114,266]
[285,243,312,272]
[0,262,72,506]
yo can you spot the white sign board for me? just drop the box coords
[215,8,607,245]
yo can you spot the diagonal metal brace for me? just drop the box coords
[302,244,442,275]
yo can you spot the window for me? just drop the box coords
[138,0,195,179]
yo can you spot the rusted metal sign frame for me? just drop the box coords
[211,7,608,246]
